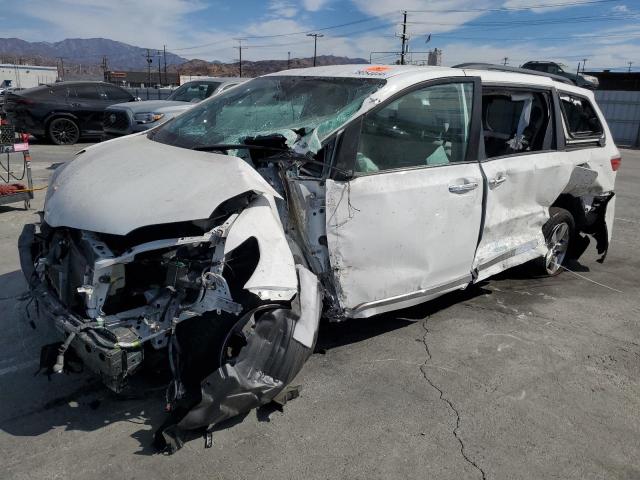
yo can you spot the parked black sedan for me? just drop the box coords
[3,81,136,144]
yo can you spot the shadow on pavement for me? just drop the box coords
[0,270,490,455]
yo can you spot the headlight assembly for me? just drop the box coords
[134,112,165,124]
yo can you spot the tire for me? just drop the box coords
[540,207,575,276]
[47,117,80,145]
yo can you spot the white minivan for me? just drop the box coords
[20,64,620,451]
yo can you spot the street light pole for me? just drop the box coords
[306,33,324,66]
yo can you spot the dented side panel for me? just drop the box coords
[325,163,483,318]
[474,151,576,280]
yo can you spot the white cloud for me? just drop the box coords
[8,0,206,48]
[501,0,592,12]
[302,0,331,11]
[612,4,629,12]
[268,0,298,18]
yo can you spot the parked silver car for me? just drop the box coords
[102,77,244,138]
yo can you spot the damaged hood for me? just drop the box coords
[44,134,280,235]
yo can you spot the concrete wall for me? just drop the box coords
[595,90,640,147]
[0,64,58,89]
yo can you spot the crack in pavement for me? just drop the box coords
[420,319,487,480]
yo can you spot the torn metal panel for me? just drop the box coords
[43,134,280,235]
[325,163,483,318]
[225,195,297,301]
[284,178,330,276]
[562,165,599,197]
[155,266,321,453]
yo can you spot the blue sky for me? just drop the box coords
[2,0,640,70]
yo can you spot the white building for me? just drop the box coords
[0,64,58,89]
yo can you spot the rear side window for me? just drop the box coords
[482,89,553,158]
[101,85,133,101]
[68,84,101,100]
[27,87,58,99]
[559,93,603,138]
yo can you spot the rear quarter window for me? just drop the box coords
[559,93,603,139]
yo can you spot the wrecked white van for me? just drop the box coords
[19,64,619,451]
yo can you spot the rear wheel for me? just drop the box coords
[541,207,575,276]
[48,117,80,145]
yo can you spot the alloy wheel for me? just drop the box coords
[544,222,570,275]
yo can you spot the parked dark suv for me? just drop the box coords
[521,61,599,89]
[3,81,136,144]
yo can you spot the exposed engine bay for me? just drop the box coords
[19,133,328,452]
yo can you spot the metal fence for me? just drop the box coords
[595,90,640,147]
[124,87,175,101]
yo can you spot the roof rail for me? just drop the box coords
[452,63,575,86]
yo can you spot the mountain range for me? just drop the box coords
[0,38,369,78]
[0,38,188,70]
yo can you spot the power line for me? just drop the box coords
[406,0,618,13]
[172,17,384,51]
[431,32,640,42]
[405,12,636,27]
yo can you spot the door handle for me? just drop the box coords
[489,175,507,188]
[448,182,479,194]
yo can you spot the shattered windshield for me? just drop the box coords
[150,76,385,152]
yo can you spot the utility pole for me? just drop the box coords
[234,39,247,77]
[628,61,633,73]
[502,57,509,66]
[287,51,291,69]
[398,10,409,65]
[101,55,109,82]
[156,50,162,86]
[581,58,588,74]
[145,49,153,87]
[57,57,66,81]
[306,33,324,66]
[163,45,167,85]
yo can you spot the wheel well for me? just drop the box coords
[551,194,586,230]
[45,114,79,132]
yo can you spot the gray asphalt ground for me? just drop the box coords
[0,143,638,480]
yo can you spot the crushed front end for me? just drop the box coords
[19,160,323,452]
[20,214,248,391]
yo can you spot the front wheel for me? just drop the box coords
[541,207,575,276]
[48,117,80,145]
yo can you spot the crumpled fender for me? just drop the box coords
[154,266,322,453]
[224,194,298,301]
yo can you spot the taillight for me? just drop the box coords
[611,156,621,171]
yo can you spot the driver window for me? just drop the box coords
[355,82,473,173]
